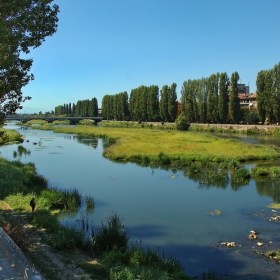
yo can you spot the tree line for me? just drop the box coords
[256,62,280,124]
[54,98,98,117]
[101,83,178,122]
[53,62,280,125]
[101,73,242,124]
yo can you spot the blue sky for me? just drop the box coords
[20,0,280,113]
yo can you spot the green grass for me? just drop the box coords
[0,128,23,144]
[30,124,280,166]
[0,159,47,199]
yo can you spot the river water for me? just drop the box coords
[1,123,280,279]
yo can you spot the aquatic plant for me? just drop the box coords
[85,194,95,210]
[270,167,280,178]
[231,168,251,183]
[251,167,270,177]
[46,226,93,251]
[92,212,131,254]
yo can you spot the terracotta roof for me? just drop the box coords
[238,93,257,99]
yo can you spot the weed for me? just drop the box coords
[92,213,131,255]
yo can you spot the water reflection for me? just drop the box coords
[72,135,98,149]
[13,145,31,159]
[256,180,280,203]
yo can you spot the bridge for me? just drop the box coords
[5,116,103,124]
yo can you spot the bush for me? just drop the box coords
[251,167,270,177]
[231,168,251,183]
[92,213,131,255]
[39,188,82,210]
[85,195,95,210]
[46,226,93,251]
[128,245,186,276]
[175,115,190,131]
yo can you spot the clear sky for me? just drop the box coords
[19,0,280,114]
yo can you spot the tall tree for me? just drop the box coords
[93,97,98,117]
[196,78,208,123]
[218,72,229,123]
[160,85,169,122]
[272,63,280,123]
[72,103,76,116]
[256,70,266,123]
[147,85,159,121]
[0,0,59,115]
[263,70,274,123]
[181,80,197,122]
[168,83,177,122]
[229,72,240,123]
[207,74,219,123]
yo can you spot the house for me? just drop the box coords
[238,93,257,109]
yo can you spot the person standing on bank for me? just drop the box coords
[30,198,36,212]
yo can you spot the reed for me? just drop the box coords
[92,212,131,255]
[85,195,95,210]
[251,167,270,177]
[231,168,251,183]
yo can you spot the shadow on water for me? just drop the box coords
[130,224,168,239]
[162,243,280,280]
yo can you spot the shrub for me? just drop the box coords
[38,188,81,210]
[46,226,93,251]
[85,195,95,210]
[270,167,280,178]
[175,115,190,131]
[92,213,131,255]
[251,167,270,177]
[5,193,36,211]
[158,152,171,164]
[231,168,251,183]
[0,131,9,144]
[128,245,185,276]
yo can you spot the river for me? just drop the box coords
[1,123,280,279]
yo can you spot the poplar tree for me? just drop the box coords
[181,80,197,122]
[218,72,229,123]
[256,70,266,123]
[229,72,240,123]
[147,85,159,121]
[207,74,219,123]
[93,97,98,117]
[196,78,208,123]
[272,63,280,122]
[168,83,177,122]
[160,85,169,122]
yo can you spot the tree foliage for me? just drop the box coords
[0,0,59,114]
[229,72,240,123]
[256,62,280,124]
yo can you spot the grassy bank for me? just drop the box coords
[0,127,23,144]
